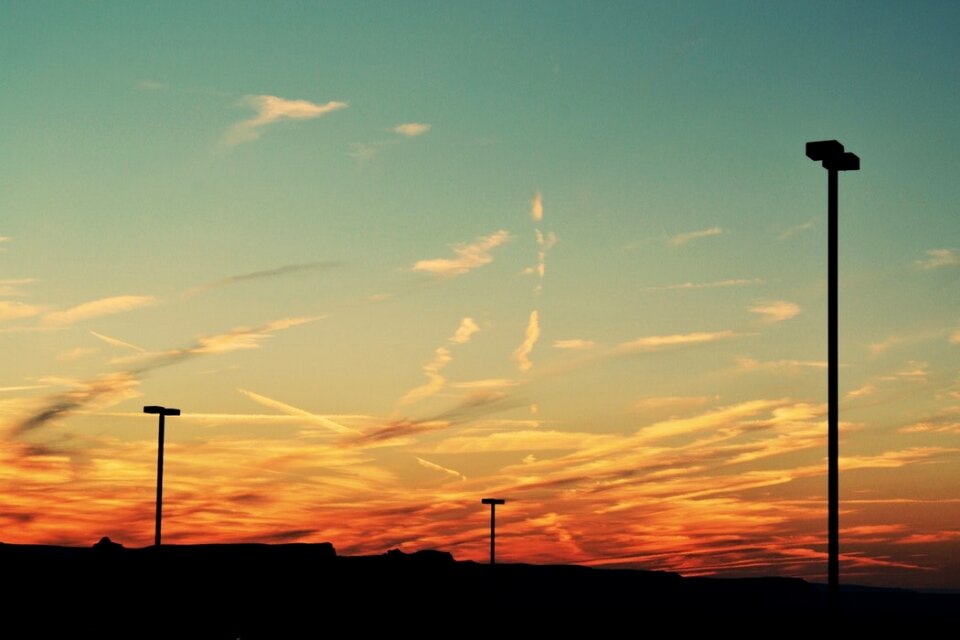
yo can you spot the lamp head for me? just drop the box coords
[823,151,860,172]
[481,498,506,505]
[144,406,181,416]
[806,140,860,171]
[805,140,844,161]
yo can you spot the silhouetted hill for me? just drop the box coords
[1,540,955,635]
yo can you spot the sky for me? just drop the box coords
[2,1,959,589]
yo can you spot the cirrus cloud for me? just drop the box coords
[669,226,725,247]
[393,123,431,137]
[43,295,157,326]
[750,300,800,324]
[412,230,512,277]
[916,248,959,270]
[225,94,348,146]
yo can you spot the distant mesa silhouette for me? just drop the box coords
[2,537,958,629]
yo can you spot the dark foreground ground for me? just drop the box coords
[2,539,956,635]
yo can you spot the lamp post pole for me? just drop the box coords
[144,405,181,546]
[481,498,506,565]
[805,140,859,609]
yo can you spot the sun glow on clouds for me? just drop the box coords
[0,190,955,589]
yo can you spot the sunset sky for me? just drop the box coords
[2,2,960,589]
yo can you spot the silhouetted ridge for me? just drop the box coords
[2,540,956,633]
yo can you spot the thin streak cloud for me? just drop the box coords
[89,331,146,353]
[416,456,466,481]
[43,295,157,326]
[779,220,815,240]
[237,388,359,435]
[669,226,725,247]
[553,339,594,350]
[183,261,342,297]
[614,330,735,354]
[641,278,762,292]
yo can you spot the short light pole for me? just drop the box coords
[143,405,181,546]
[481,498,506,565]
[805,140,859,609]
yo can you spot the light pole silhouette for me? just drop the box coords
[144,405,181,546]
[481,498,506,565]
[805,140,859,608]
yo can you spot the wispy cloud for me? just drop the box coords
[400,347,452,406]
[641,278,762,292]
[0,384,49,393]
[737,357,827,372]
[750,300,800,323]
[416,456,466,481]
[412,230,512,277]
[183,261,342,297]
[614,330,735,354]
[43,295,157,326]
[5,316,323,439]
[399,318,482,406]
[521,192,557,292]
[553,339,594,350]
[512,310,540,373]
[11,372,141,436]
[225,94,348,147]
[880,361,929,383]
[669,226,725,247]
[57,347,99,362]
[523,229,557,280]
[779,220,815,240]
[451,378,520,390]
[0,301,43,322]
[449,317,480,344]
[89,331,146,353]
[428,430,615,454]
[846,384,875,399]
[916,248,959,270]
[190,316,321,355]
[635,395,717,412]
[237,388,359,435]
[0,278,36,297]
[393,123,431,137]
[531,192,544,222]
[136,80,167,92]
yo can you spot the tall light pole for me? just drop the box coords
[144,405,181,546]
[481,498,506,565]
[805,140,859,608]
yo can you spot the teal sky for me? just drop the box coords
[2,2,959,588]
